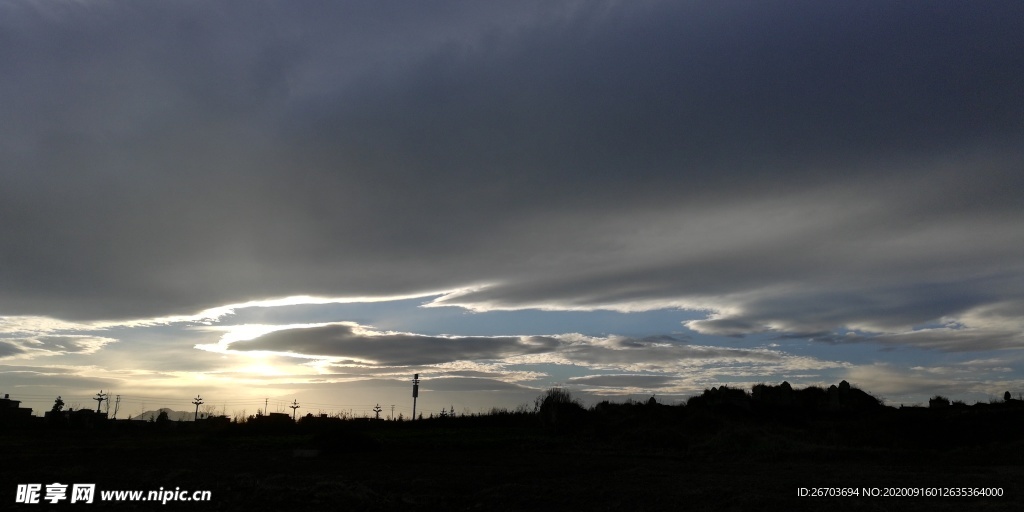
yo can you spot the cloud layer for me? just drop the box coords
[0,0,1021,354]
[222,322,561,365]
[211,322,846,386]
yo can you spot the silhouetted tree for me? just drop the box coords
[1004,391,1012,402]
[537,387,586,429]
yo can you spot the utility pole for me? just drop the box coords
[412,373,420,420]
[290,399,300,421]
[390,404,395,421]
[93,390,107,413]
[113,395,121,419]
[192,395,204,421]
[264,397,269,416]
[373,404,382,420]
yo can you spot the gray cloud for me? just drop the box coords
[0,364,76,375]
[568,374,676,389]
[0,0,1021,355]
[841,328,1024,353]
[558,338,787,370]
[0,368,120,396]
[1,335,116,357]
[229,323,560,365]
[223,325,844,382]
[0,342,25,358]
[31,336,115,354]
[692,295,1024,352]
[420,377,537,393]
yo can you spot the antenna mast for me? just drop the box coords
[412,374,420,420]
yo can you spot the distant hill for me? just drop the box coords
[130,408,195,422]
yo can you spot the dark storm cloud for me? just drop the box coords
[1,0,1022,351]
[229,323,560,365]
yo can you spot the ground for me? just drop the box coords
[4,408,1022,511]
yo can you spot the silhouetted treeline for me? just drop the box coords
[6,381,1024,512]
[5,382,1024,456]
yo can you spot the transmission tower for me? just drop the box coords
[373,403,383,420]
[93,390,107,413]
[192,394,204,421]
[290,399,300,421]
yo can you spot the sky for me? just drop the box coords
[1,0,1023,419]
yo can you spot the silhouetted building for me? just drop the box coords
[45,408,108,428]
[246,412,294,432]
[262,412,292,423]
[0,394,34,426]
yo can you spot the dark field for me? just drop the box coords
[5,401,1024,511]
